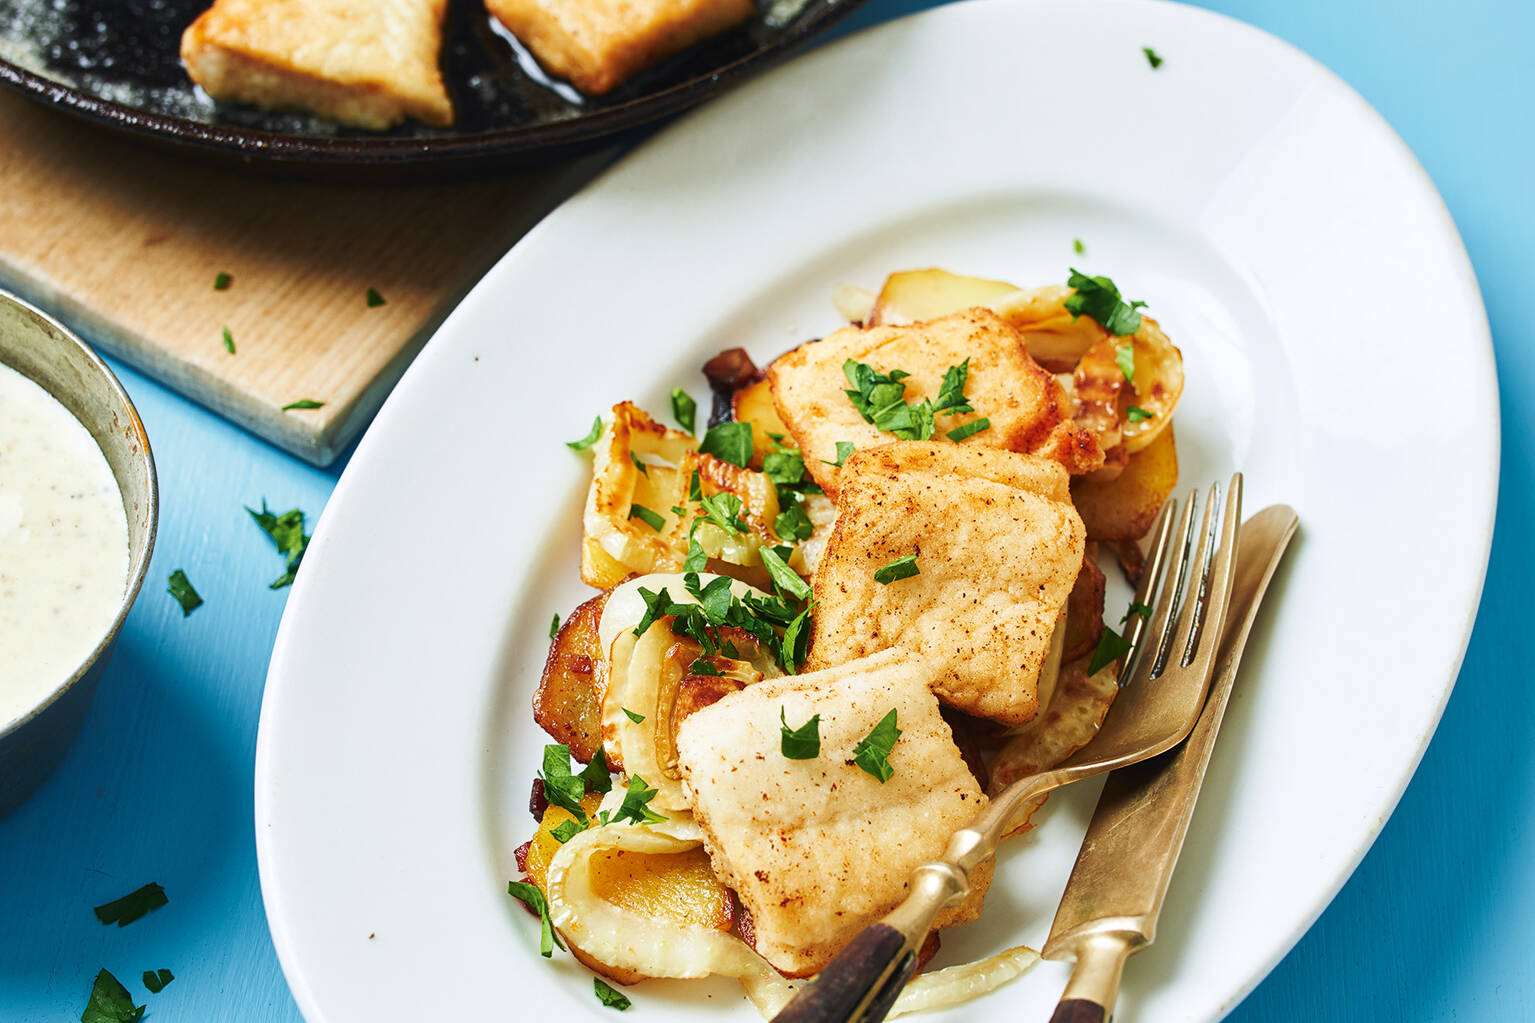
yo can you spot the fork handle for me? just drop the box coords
[771,924,916,1023]
[1048,932,1133,1023]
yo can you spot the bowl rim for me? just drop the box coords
[0,289,159,738]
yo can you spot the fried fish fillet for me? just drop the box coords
[674,649,991,977]
[487,0,753,95]
[807,442,1086,726]
[767,308,1102,496]
[181,0,453,131]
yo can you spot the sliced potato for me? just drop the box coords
[524,792,606,891]
[990,284,1110,373]
[1071,424,1179,542]
[1062,545,1106,664]
[731,375,792,469]
[867,268,1019,327]
[534,593,609,763]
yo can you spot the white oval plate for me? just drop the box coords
[255,1,1497,1020]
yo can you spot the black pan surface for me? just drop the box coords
[0,0,865,174]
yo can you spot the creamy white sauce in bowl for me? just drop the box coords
[0,362,130,728]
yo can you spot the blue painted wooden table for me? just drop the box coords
[2,0,1529,1019]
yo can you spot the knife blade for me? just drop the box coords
[1042,503,1299,1023]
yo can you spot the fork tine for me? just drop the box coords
[1180,473,1244,673]
[1133,489,1200,685]
[1115,496,1178,687]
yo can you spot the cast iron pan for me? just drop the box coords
[0,0,866,176]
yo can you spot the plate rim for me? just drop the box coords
[254,0,1501,1019]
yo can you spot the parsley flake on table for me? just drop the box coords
[247,500,311,589]
[222,326,235,355]
[567,415,603,450]
[80,969,143,1023]
[549,613,561,639]
[142,969,174,994]
[506,880,564,957]
[780,708,821,760]
[946,417,992,442]
[874,553,920,585]
[213,272,232,291]
[366,287,386,307]
[671,387,697,435]
[1073,238,1085,255]
[613,775,668,825]
[281,399,325,411]
[594,977,632,1010]
[1089,624,1134,675]
[628,504,665,531]
[538,744,590,822]
[1143,46,1164,69]
[852,709,901,782]
[1064,269,1147,337]
[167,570,203,617]
[699,421,754,468]
[623,707,646,724]
[1127,405,1154,423]
[93,883,168,927]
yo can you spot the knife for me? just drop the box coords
[1043,503,1299,1023]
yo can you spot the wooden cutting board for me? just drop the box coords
[0,90,612,465]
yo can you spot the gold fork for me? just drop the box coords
[771,476,1244,1023]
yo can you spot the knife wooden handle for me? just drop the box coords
[771,923,916,1023]
[1049,999,1108,1023]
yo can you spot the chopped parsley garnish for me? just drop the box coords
[1073,239,1085,255]
[671,387,697,434]
[696,492,747,534]
[633,579,810,675]
[1121,601,1154,624]
[213,272,232,291]
[683,538,708,572]
[247,500,310,589]
[843,358,976,441]
[629,452,649,476]
[549,818,587,844]
[93,883,167,927]
[1089,624,1134,675]
[763,450,805,487]
[1127,405,1154,423]
[579,748,613,794]
[873,553,920,585]
[628,504,665,531]
[222,327,235,354]
[699,421,754,468]
[852,709,901,782]
[506,880,564,957]
[366,287,386,307]
[780,708,821,760]
[594,977,632,1010]
[760,545,811,600]
[1064,269,1147,337]
[167,570,202,617]
[774,503,812,542]
[81,969,143,1023]
[782,604,814,671]
[1143,46,1164,69]
[567,416,603,450]
[689,657,722,676]
[685,572,736,622]
[623,708,646,724]
[538,744,591,823]
[612,775,668,825]
[1115,341,1136,384]
[822,440,855,467]
[142,969,174,994]
[549,613,561,639]
[946,417,992,442]
[281,399,325,411]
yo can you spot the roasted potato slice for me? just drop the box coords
[731,375,792,469]
[990,284,1109,373]
[1072,315,1183,456]
[534,593,608,763]
[1063,544,1106,664]
[1071,424,1179,542]
[867,268,1020,327]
